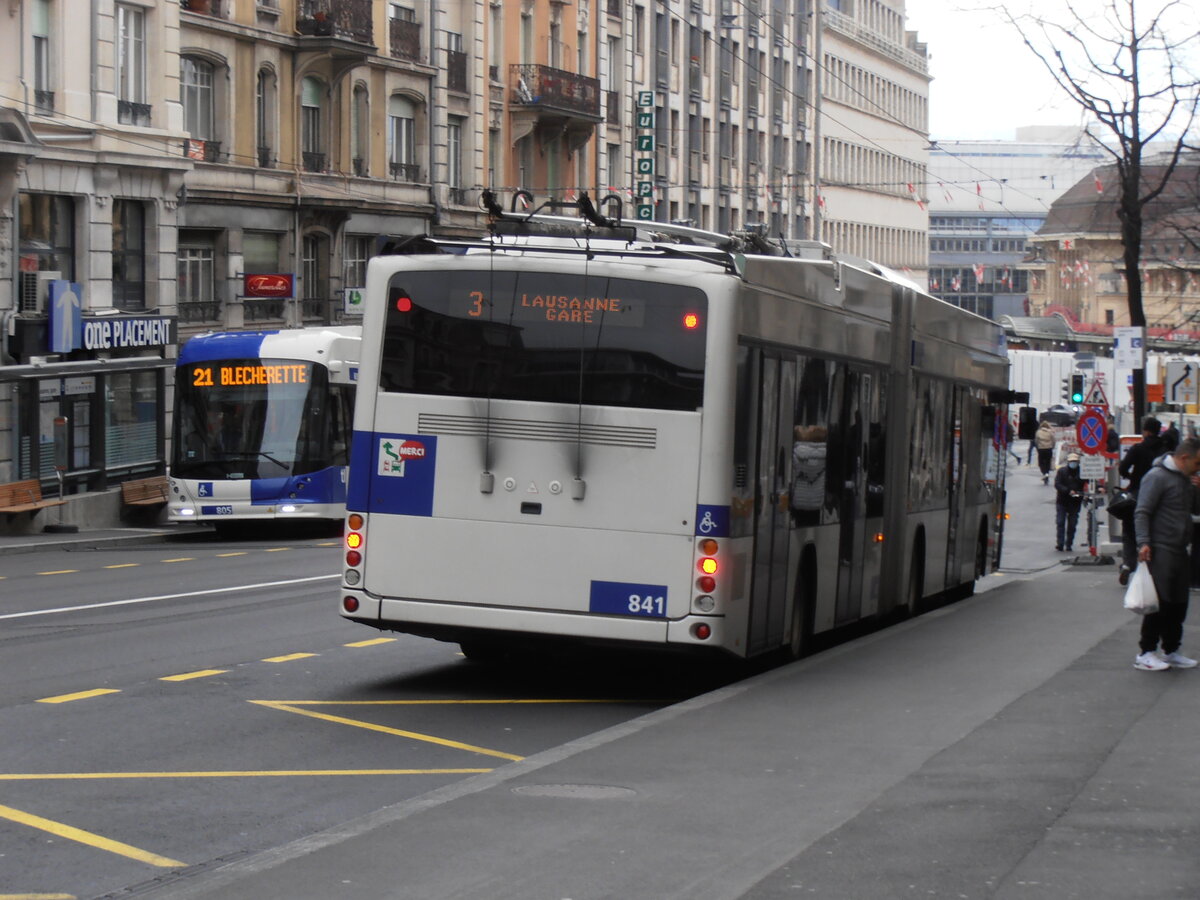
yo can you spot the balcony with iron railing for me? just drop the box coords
[180,0,225,16]
[390,18,421,61]
[118,100,152,127]
[257,146,274,168]
[447,49,467,92]
[182,139,223,163]
[296,0,372,44]
[389,161,421,182]
[302,151,326,173]
[510,64,601,120]
[34,90,54,115]
[605,91,620,125]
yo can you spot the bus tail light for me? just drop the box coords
[343,596,360,613]
[346,550,362,567]
[691,623,712,640]
[696,575,716,593]
[344,515,366,587]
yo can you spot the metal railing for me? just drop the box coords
[117,100,151,126]
[389,161,421,182]
[177,299,222,324]
[823,8,928,74]
[302,151,326,173]
[243,298,285,322]
[296,0,372,43]
[390,18,421,61]
[447,49,467,92]
[257,146,273,168]
[606,91,620,125]
[510,64,600,118]
[34,90,54,114]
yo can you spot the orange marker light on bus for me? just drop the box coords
[348,513,364,530]
[683,313,700,330]
[699,538,719,555]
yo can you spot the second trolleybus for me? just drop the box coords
[169,326,360,529]
[339,204,1010,660]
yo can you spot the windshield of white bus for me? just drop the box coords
[379,269,707,410]
[172,359,345,479]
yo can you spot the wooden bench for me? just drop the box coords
[121,475,170,508]
[0,479,67,514]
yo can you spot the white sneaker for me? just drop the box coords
[1134,651,1170,671]
[1159,651,1198,668]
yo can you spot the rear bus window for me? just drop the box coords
[379,270,707,411]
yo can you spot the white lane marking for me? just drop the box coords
[0,575,339,621]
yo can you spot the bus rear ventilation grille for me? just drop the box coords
[417,413,657,449]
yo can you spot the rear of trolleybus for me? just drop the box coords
[340,250,748,656]
[170,329,358,527]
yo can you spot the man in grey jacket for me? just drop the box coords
[1132,438,1200,670]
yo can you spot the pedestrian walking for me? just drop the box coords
[1054,453,1085,551]
[1034,419,1056,484]
[1131,438,1200,671]
[1162,421,1180,452]
[1117,416,1165,584]
[1006,419,1021,466]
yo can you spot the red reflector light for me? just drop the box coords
[692,623,712,640]
[396,295,413,312]
[347,513,364,530]
[343,596,360,613]
[697,575,716,593]
[699,557,718,575]
[346,532,363,549]
[683,312,700,329]
[346,550,362,567]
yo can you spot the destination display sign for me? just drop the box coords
[190,363,310,388]
[392,287,647,327]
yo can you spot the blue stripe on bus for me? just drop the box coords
[178,330,278,365]
[249,466,348,505]
[346,429,437,517]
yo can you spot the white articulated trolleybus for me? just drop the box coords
[340,196,1010,660]
[169,327,360,529]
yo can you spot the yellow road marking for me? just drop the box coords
[104,563,139,569]
[262,653,316,663]
[344,638,396,648]
[263,547,290,552]
[0,803,184,868]
[0,769,491,780]
[279,699,634,705]
[161,557,194,563]
[36,570,78,576]
[215,552,247,557]
[37,689,120,704]
[159,669,227,682]
[252,701,525,761]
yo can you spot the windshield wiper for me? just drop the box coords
[219,450,291,468]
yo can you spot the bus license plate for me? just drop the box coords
[589,581,669,618]
[201,505,235,515]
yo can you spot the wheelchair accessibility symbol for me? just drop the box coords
[694,505,729,537]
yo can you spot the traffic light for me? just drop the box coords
[1070,374,1085,404]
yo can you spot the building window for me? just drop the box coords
[447,115,463,202]
[301,233,328,321]
[181,57,216,144]
[388,94,417,181]
[18,193,75,281]
[32,0,53,113]
[243,231,284,320]
[116,4,148,125]
[343,235,372,290]
[177,231,219,323]
[112,199,145,310]
[256,68,275,167]
[301,76,325,172]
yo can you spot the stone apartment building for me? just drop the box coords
[0,0,929,509]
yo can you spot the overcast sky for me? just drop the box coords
[902,0,1091,141]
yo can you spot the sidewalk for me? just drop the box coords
[140,553,1199,898]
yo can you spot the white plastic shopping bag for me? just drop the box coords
[1123,564,1159,616]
